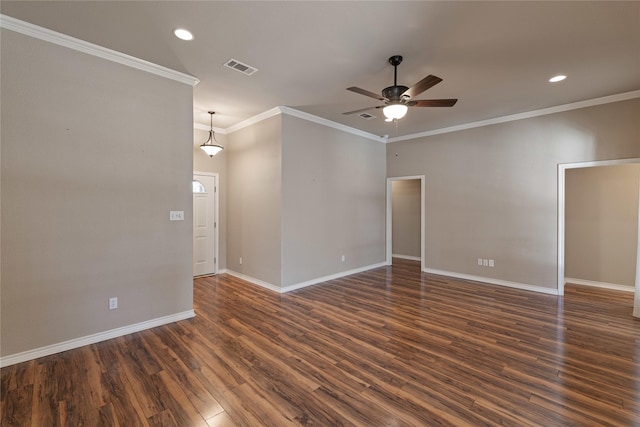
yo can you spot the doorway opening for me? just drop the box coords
[557,158,640,300]
[386,176,425,271]
[193,172,219,277]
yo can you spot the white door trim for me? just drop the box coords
[635,171,640,317]
[386,175,425,271]
[557,158,640,296]
[194,171,219,275]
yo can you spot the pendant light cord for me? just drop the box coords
[208,111,217,143]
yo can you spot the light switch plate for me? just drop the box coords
[170,211,184,221]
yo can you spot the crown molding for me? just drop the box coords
[0,14,200,87]
[225,107,283,134]
[3,15,635,140]
[211,90,639,144]
[225,106,387,143]
[388,90,640,143]
[278,106,387,143]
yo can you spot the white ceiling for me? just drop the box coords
[2,1,639,138]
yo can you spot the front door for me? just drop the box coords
[193,174,216,276]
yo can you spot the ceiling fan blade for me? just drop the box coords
[347,86,388,101]
[342,105,384,115]
[408,99,458,107]
[402,75,443,99]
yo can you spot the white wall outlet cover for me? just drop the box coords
[109,297,118,310]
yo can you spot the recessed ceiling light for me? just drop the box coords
[174,28,193,41]
[549,75,567,83]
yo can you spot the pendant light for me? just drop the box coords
[200,111,224,157]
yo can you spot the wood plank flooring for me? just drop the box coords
[2,259,639,426]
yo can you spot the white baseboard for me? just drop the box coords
[225,262,387,294]
[423,268,559,295]
[565,277,635,293]
[193,269,227,277]
[224,270,281,292]
[392,254,421,261]
[0,310,195,368]
[281,262,387,293]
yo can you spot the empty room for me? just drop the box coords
[1,1,639,426]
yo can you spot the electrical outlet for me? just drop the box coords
[341,255,346,262]
[109,297,118,310]
[239,257,243,265]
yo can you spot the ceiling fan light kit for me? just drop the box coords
[383,104,408,120]
[344,55,457,121]
[200,111,224,157]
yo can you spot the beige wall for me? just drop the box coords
[3,25,637,365]
[387,99,640,290]
[226,116,282,286]
[391,179,421,258]
[565,164,640,288]
[281,115,386,286]
[193,129,227,270]
[1,30,194,357]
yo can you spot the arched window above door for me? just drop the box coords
[192,180,206,193]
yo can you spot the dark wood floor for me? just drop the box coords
[2,259,639,426]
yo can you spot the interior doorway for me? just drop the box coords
[193,172,219,277]
[557,159,640,308]
[386,176,425,271]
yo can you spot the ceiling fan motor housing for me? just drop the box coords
[382,85,409,102]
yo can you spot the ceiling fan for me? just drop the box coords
[343,55,457,121]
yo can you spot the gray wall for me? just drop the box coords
[391,179,421,258]
[193,129,228,270]
[565,164,640,288]
[226,116,282,286]
[387,99,640,290]
[281,115,386,286]
[1,30,194,356]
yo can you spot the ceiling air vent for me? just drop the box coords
[224,58,258,76]
[358,112,376,120]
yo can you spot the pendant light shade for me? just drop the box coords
[200,111,224,157]
[201,142,223,157]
